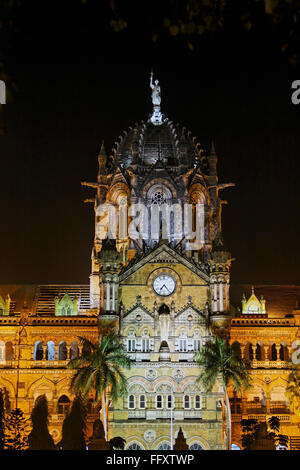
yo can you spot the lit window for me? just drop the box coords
[142,338,150,352]
[184,395,190,409]
[156,395,162,409]
[139,395,145,409]
[195,395,201,409]
[128,339,136,352]
[167,395,173,409]
[128,395,135,409]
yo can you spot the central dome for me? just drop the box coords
[115,118,203,171]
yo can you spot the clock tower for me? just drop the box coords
[82,76,234,449]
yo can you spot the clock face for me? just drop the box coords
[153,274,176,296]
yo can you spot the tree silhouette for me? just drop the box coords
[28,395,56,450]
[4,408,29,450]
[59,395,87,450]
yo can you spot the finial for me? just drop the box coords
[99,140,106,155]
[251,285,255,295]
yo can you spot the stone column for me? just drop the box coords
[105,281,110,311]
[219,282,224,312]
[213,283,218,312]
[111,282,116,311]
[275,344,281,362]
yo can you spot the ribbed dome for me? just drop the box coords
[113,117,203,171]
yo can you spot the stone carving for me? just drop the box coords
[144,430,156,443]
[145,369,157,380]
[173,368,184,381]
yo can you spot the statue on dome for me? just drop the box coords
[150,71,161,106]
[150,70,163,125]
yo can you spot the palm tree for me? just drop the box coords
[195,336,251,450]
[286,367,300,417]
[67,332,132,441]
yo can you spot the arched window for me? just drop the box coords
[127,442,143,450]
[128,395,135,409]
[57,395,70,415]
[195,395,201,409]
[248,344,254,361]
[271,344,277,361]
[179,331,188,352]
[157,442,171,450]
[256,343,262,360]
[127,330,136,352]
[189,443,204,450]
[193,339,201,351]
[46,341,55,361]
[58,342,68,361]
[167,395,173,409]
[139,395,145,409]
[184,395,190,409]
[156,395,162,409]
[70,341,78,360]
[5,342,13,361]
[141,333,150,352]
[34,341,43,360]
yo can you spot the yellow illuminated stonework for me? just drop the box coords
[0,97,299,450]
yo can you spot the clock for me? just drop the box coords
[152,274,176,296]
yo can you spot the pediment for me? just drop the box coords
[122,305,155,323]
[119,243,209,283]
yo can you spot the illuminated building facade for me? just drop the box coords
[0,85,299,449]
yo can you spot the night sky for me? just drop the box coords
[0,0,299,286]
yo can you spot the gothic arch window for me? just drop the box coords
[156,395,163,409]
[280,344,288,361]
[139,395,146,409]
[70,341,79,360]
[167,395,173,409]
[189,442,204,450]
[128,395,135,409]
[179,330,188,352]
[195,395,201,409]
[193,331,201,351]
[58,341,68,361]
[46,341,55,361]
[57,395,70,415]
[5,342,13,361]
[256,343,262,361]
[34,341,43,360]
[271,343,277,361]
[184,395,191,409]
[141,330,150,352]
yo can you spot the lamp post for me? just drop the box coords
[170,390,173,450]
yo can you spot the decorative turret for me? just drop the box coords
[241,286,266,315]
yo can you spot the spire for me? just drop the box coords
[98,140,107,169]
[208,140,218,177]
[210,140,217,156]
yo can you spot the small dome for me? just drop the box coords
[115,119,202,170]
